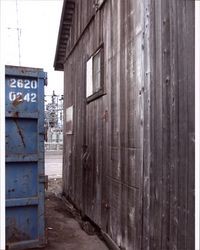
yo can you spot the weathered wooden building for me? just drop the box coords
[54,0,195,249]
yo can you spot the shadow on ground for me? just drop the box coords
[31,178,109,250]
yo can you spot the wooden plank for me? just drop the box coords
[118,6,129,240]
[127,187,141,250]
[74,46,84,208]
[107,1,122,246]
[130,2,144,248]
[101,1,111,231]
[168,1,179,249]
[160,0,171,248]
[149,1,163,249]
[185,1,195,249]
[142,0,151,248]
[177,1,188,249]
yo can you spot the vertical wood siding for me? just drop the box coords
[62,0,195,249]
[142,1,195,249]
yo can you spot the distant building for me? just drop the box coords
[45,91,63,151]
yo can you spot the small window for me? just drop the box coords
[86,47,104,102]
[66,105,73,134]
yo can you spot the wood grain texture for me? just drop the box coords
[61,0,195,249]
[145,0,195,249]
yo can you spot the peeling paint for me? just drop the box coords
[13,118,26,148]
[12,94,24,107]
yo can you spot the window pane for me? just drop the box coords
[93,51,101,92]
[86,57,93,97]
[86,47,103,101]
[66,105,73,134]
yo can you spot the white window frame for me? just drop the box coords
[86,47,104,102]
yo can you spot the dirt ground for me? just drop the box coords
[32,178,109,250]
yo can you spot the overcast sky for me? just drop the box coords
[3,0,64,96]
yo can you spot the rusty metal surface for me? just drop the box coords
[5,66,47,249]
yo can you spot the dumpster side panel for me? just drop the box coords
[5,66,46,249]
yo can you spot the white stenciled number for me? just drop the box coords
[17,79,23,88]
[9,92,23,101]
[24,80,30,89]
[10,79,16,88]
[9,78,38,89]
[23,93,30,102]
[31,93,37,102]
[31,80,37,89]
[8,91,37,103]
[9,92,16,101]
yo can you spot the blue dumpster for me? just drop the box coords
[5,66,47,249]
